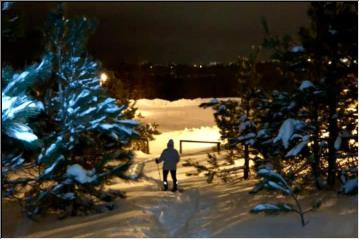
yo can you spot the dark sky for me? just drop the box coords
[20,2,310,66]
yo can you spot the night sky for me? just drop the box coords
[17,2,310,67]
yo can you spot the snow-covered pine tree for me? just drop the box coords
[300,3,357,186]
[231,47,263,179]
[331,66,358,194]
[253,82,325,188]
[131,121,160,153]
[2,58,52,198]
[193,98,249,182]
[254,89,298,171]
[234,114,257,179]
[200,98,242,155]
[2,2,19,41]
[336,72,358,193]
[99,71,161,154]
[21,6,139,217]
[2,0,51,198]
[246,78,324,227]
[261,37,326,188]
[262,2,357,188]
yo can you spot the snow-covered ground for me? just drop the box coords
[2,98,358,237]
[135,98,240,154]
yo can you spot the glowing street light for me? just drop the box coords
[100,72,108,86]
[340,57,349,64]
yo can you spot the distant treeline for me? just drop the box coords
[111,62,288,100]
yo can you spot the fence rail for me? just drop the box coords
[179,140,221,154]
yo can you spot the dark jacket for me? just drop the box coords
[159,140,180,170]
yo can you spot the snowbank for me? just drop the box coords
[134,97,240,132]
[133,97,241,108]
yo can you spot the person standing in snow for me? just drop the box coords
[155,139,180,192]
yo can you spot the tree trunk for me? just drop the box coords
[244,98,250,180]
[244,144,250,179]
[327,76,338,186]
[311,101,322,189]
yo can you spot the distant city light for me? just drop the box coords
[328,60,332,65]
[193,64,197,68]
[199,64,203,68]
[307,58,312,62]
[340,57,349,63]
[100,72,108,86]
[354,59,357,64]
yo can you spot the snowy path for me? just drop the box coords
[130,156,214,237]
[7,156,355,238]
[3,151,358,237]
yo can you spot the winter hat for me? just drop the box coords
[167,139,174,148]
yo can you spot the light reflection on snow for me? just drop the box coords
[134,98,242,155]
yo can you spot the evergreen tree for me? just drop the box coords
[234,114,258,179]
[3,4,140,218]
[262,2,357,187]
[200,98,242,155]
[99,70,161,154]
[234,46,262,179]
[25,6,139,217]
[298,2,357,186]
[2,58,52,198]
[1,1,52,199]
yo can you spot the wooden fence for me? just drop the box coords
[179,140,221,154]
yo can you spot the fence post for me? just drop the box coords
[146,139,150,154]
[180,140,183,154]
